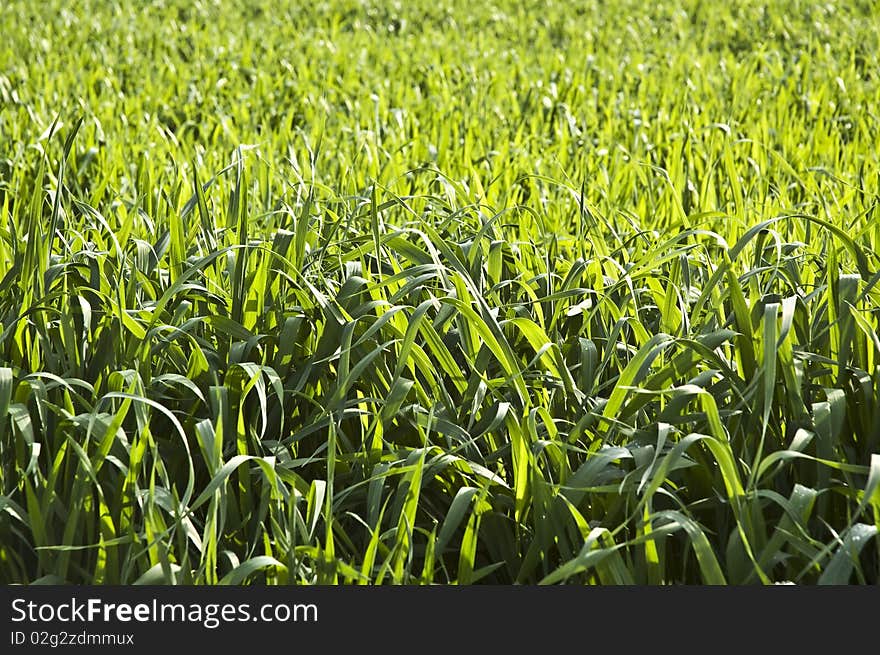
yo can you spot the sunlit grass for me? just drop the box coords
[0,0,878,584]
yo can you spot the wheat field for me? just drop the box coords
[0,0,878,584]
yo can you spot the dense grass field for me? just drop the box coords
[1,0,878,585]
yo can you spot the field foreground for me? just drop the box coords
[1,0,879,584]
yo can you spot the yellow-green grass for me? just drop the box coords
[0,0,878,584]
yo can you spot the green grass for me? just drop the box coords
[1,0,879,585]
